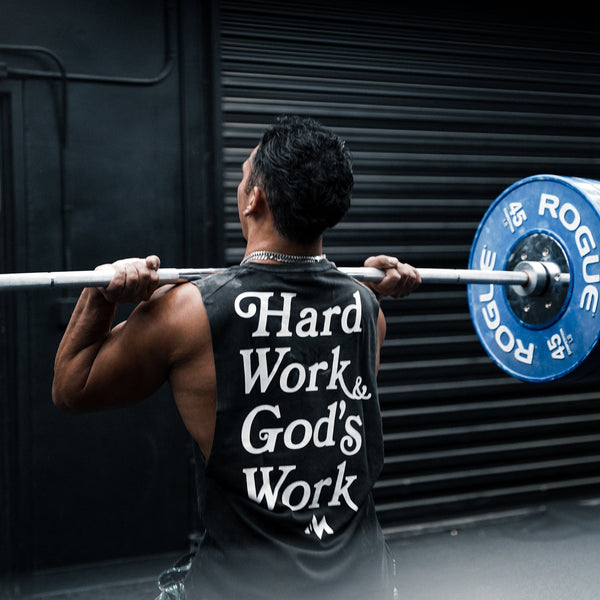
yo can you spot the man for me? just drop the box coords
[53,116,421,599]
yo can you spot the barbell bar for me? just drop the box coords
[0,262,569,290]
[1,174,599,383]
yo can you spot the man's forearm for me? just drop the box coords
[52,288,118,411]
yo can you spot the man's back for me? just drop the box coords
[184,260,395,599]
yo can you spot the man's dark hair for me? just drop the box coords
[246,115,353,244]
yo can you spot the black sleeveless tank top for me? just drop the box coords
[185,260,394,600]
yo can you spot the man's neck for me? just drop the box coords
[244,237,323,261]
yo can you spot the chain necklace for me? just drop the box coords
[240,250,327,265]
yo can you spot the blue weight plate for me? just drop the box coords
[467,175,600,382]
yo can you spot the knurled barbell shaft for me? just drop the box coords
[0,262,569,290]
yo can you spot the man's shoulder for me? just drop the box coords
[192,266,240,291]
[137,282,211,359]
[137,281,206,329]
[150,279,203,305]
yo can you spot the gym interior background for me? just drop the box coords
[1,0,599,585]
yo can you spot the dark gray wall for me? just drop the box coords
[0,0,220,575]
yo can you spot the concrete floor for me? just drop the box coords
[391,498,600,600]
[4,497,600,599]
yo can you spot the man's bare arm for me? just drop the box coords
[52,256,175,411]
[361,255,420,372]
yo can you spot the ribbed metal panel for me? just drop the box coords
[219,0,600,530]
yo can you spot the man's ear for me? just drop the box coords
[247,186,268,215]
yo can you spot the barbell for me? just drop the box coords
[0,174,598,383]
[0,262,567,289]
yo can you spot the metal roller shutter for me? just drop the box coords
[218,0,600,532]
